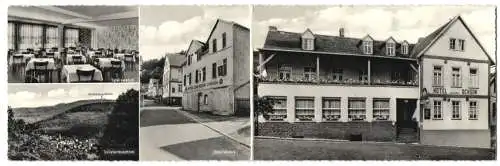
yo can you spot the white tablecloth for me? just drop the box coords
[9,53,34,65]
[114,53,136,62]
[66,54,87,64]
[96,58,126,71]
[62,64,103,83]
[25,58,57,72]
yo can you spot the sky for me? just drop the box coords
[252,5,496,61]
[8,84,138,108]
[140,5,250,61]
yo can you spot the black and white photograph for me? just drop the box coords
[139,5,251,160]
[7,6,139,83]
[253,5,496,160]
[7,83,139,160]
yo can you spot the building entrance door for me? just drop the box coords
[396,99,418,143]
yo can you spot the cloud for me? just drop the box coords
[8,91,42,108]
[47,88,66,98]
[140,6,249,61]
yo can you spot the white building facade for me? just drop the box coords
[162,54,184,105]
[257,16,493,148]
[182,19,250,115]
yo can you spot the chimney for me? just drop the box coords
[339,27,345,37]
[268,26,278,31]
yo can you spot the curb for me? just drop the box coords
[173,109,251,149]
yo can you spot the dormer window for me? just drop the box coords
[363,41,373,54]
[302,38,314,50]
[386,43,395,56]
[401,42,409,55]
[301,29,315,51]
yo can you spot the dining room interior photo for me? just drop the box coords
[7,6,139,83]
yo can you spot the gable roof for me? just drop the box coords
[412,15,494,64]
[262,30,415,58]
[186,40,205,56]
[165,53,184,67]
[204,18,249,44]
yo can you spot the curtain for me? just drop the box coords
[8,23,14,50]
[19,24,43,50]
[45,26,59,49]
[65,29,79,47]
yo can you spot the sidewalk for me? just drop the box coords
[174,109,251,148]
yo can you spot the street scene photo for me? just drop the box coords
[7,6,139,83]
[253,5,496,160]
[139,5,251,160]
[7,84,139,160]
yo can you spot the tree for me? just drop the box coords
[98,89,139,160]
[253,69,274,136]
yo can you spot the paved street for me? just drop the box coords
[139,99,250,160]
[254,137,495,160]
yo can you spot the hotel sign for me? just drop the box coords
[186,79,224,90]
[430,87,478,95]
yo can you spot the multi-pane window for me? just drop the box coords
[222,33,227,48]
[19,24,44,50]
[433,66,443,86]
[469,101,478,120]
[188,73,192,85]
[332,68,343,81]
[451,67,461,87]
[322,98,341,121]
[469,69,478,88]
[295,97,315,121]
[373,99,390,121]
[202,67,206,82]
[449,38,456,50]
[348,98,366,121]
[452,101,461,120]
[212,63,217,79]
[8,22,14,49]
[433,100,443,120]
[204,94,208,105]
[195,70,199,83]
[401,43,408,55]
[183,75,186,86]
[178,84,182,93]
[302,38,314,50]
[172,87,176,93]
[222,59,227,76]
[212,39,217,53]
[45,26,59,49]
[64,28,79,48]
[363,40,373,54]
[458,39,465,51]
[279,65,291,81]
[303,67,316,81]
[386,42,395,56]
[268,97,287,121]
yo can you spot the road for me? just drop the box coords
[139,99,250,161]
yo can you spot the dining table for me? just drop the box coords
[61,64,103,83]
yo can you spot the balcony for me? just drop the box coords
[258,52,418,87]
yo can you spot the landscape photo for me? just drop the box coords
[7,83,139,160]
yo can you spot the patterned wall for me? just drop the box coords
[93,25,138,50]
[78,28,92,48]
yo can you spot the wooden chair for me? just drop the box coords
[108,60,123,82]
[46,52,55,59]
[124,54,135,71]
[72,56,84,64]
[31,61,50,83]
[11,55,25,78]
[76,69,95,83]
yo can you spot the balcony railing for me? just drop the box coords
[260,76,418,86]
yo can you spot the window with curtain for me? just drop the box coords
[295,97,315,121]
[45,26,59,49]
[19,24,43,50]
[65,29,79,47]
[8,22,14,50]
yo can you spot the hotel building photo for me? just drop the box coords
[255,13,495,149]
[182,19,250,116]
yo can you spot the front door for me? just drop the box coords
[396,99,417,128]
